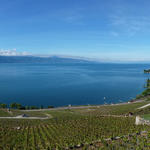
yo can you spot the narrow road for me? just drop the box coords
[138,103,150,109]
[21,100,142,112]
[0,116,50,120]
[0,114,129,120]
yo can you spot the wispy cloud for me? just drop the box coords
[111,16,150,35]
[110,15,150,36]
[107,0,150,37]
[63,14,84,24]
[110,31,119,37]
[60,7,85,24]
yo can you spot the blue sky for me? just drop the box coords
[1,0,150,61]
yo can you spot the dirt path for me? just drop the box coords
[0,114,128,120]
[138,103,150,109]
[100,115,127,118]
[0,115,50,120]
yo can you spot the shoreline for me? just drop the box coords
[21,99,143,112]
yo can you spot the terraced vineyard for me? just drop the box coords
[0,102,150,149]
[0,117,148,150]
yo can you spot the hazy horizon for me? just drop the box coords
[1,49,150,63]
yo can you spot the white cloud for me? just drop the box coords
[0,49,30,56]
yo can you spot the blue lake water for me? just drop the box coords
[0,63,149,107]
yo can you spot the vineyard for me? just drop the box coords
[0,101,150,149]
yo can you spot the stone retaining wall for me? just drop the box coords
[135,116,150,125]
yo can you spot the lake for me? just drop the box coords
[0,63,149,107]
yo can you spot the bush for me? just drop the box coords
[0,103,7,108]
[142,89,150,96]
[48,105,54,108]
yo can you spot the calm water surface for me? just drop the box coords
[0,63,149,107]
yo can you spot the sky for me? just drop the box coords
[0,0,150,62]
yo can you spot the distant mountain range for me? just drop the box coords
[0,56,93,63]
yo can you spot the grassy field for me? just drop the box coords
[0,101,150,149]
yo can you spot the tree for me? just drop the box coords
[19,106,26,110]
[25,106,30,110]
[48,105,54,108]
[10,103,22,109]
[30,106,39,109]
[145,78,150,89]
[16,103,22,109]
[40,105,44,109]
[0,103,7,108]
